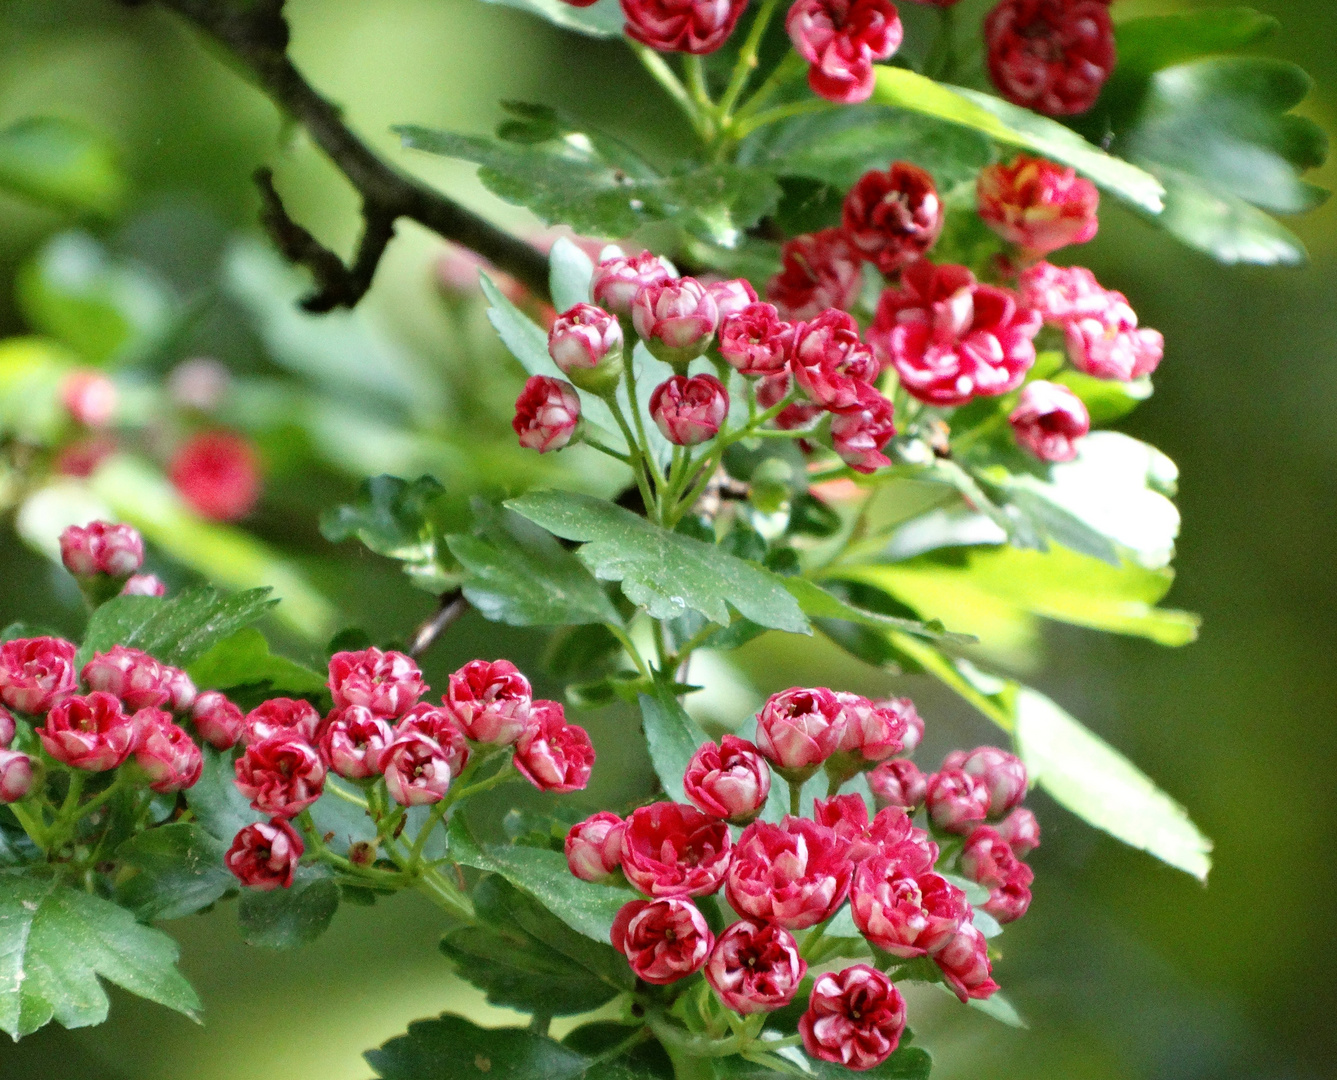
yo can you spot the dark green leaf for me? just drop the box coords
[505,490,809,633]
[78,585,277,670]
[639,686,710,805]
[549,235,595,311]
[186,627,326,696]
[714,1044,932,1079]
[237,865,340,948]
[475,0,624,39]
[0,117,126,216]
[308,778,378,855]
[366,1013,595,1080]
[448,502,623,628]
[185,747,259,842]
[0,873,201,1039]
[115,823,232,922]
[1110,8,1279,88]
[785,577,973,645]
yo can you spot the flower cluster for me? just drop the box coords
[565,686,1041,1072]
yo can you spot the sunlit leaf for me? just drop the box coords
[0,117,126,216]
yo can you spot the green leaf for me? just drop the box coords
[1013,686,1213,881]
[186,627,326,696]
[784,577,973,645]
[869,68,1165,214]
[639,686,710,805]
[78,585,278,670]
[0,117,126,217]
[448,816,627,943]
[474,0,624,39]
[505,491,809,633]
[549,236,595,311]
[714,1044,932,1079]
[447,502,623,628]
[1109,8,1279,91]
[0,873,201,1039]
[185,747,260,842]
[237,866,340,948]
[114,823,233,922]
[366,1013,597,1080]
[1052,370,1151,425]
[320,474,465,595]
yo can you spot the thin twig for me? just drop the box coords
[408,588,470,657]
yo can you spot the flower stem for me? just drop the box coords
[788,779,802,816]
[732,97,833,140]
[631,44,712,143]
[717,0,781,123]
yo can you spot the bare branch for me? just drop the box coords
[408,589,471,658]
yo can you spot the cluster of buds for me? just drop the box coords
[565,686,1040,1072]
[985,0,1117,117]
[58,520,167,604]
[225,653,594,890]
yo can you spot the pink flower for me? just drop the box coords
[867,805,937,873]
[985,0,1116,117]
[870,259,1040,406]
[513,375,582,453]
[327,647,426,720]
[243,697,323,746]
[766,229,862,321]
[683,735,771,824]
[706,919,807,1014]
[319,705,395,780]
[834,692,906,763]
[790,309,878,410]
[813,793,877,860]
[565,812,626,882]
[868,758,928,810]
[163,667,196,714]
[977,155,1099,257]
[396,703,472,776]
[621,802,732,897]
[169,430,261,521]
[830,392,896,474]
[611,897,714,984]
[61,370,117,427]
[1009,380,1090,462]
[1064,292,1164,381]
[0,707,13,748]
[755,686,847,775]
[444,659,534,745]
[234,734,326,817]
[718,302,794,376]
[380,731,453,806]
[59,521,143,578]
[787,0,904,105]
[190,691,245,750]
[945,745,1028,817]
[707,278,759,320]
[548,303,625,394]
[81,646,171,711]
[226,819,304,890]
[996,806,1041,856]
[726,817,853,929]
[843,163,943,274]
[925,767,991,834]
[884,697,923,753]
[631,277,719,369]
[513,700,595,793]
[121,574,167,597]
[799,965,907,1070]
[961,825,1034,923]
[591,251,678,316]
[0,637,78,715]
[649,374,729,445]
[41,692,136,772]
[851,858,968,956]
[1017,260,1108,323]
[620,0,749,55]
[934,922,999,1001]
[0,750,36,803]
[131,712,203,793]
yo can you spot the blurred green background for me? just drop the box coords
[2,0,1335,1077]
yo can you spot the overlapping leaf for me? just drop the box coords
[0,117,126,217]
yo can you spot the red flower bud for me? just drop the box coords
[925,767,991,834]
[718,302,794,376]
[0,707,13,748]
[234,734,325,818]
[868,758,928,810]
[870,259,1040,407]
[0,636,77,715]
[169,430,262,521]
[320,705,395,780]
[813,793,875,860]
[121,574,167,598]
[830,386,896,475]
[327,647,426,720]
[842,163,944,274]
[726,817,853,929]
[591,251,678,316]
[513,700,594,793]
[799,964,907,1071]
[787,0,904,105]
[444,659,534,745]
[395,703,472,777]
[706,919,807,1014]
[226,818,304,890]
[755,686,847,777]
[548,303,625,394]
[985,0,1116,117]
[1008,380,1089,462]
[867,805,937,873]
[565,811,626,883]
[41,692,136,772]
[61,370,117,428]
[961,825,1034,923]
[381,731,454,806]
[513,376,582,453]
[620,0,749,55]
[243,697,323,747]
[191,691,245,750]
[131,712,203,793]
[706,277,758,320]
[80,646,170,711]
[851,858,968,956]
[995,806,1041,856]
[1064,291,1164,381]
[977,155,1099,258]
[790,309,878,411]
[683,735,771,824]
[0,750,36,803]
[886,697,923,753]
[631,277,719,369]
[59,521,143,578]
[1016,261,1109,324]
[934,922,999,1001]
[948,745,1029,816]
[649,373,729,446]
[766,229,862,322]
[611,897,714,984]
[621,802,732,898]
[164,668,196,714]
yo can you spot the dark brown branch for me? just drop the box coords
[147,0,551,306]
[408,589,470,658]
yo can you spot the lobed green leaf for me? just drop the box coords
[114,823,233,923]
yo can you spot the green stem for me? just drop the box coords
[631,44,711,142]
[788,779,802,816]
[445,765,520,806]
[585,435,633,465]
[609,623,653,681]
[800,921,827,959]
[731,51,806,123]
[608,396,658,515]
[717,0,781,122]
[683,56,714,118]
[925,5,957,81]
[732,98,833,140]
[8,802,48,850]
[624,358,665,502]
[323,777,371,810]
